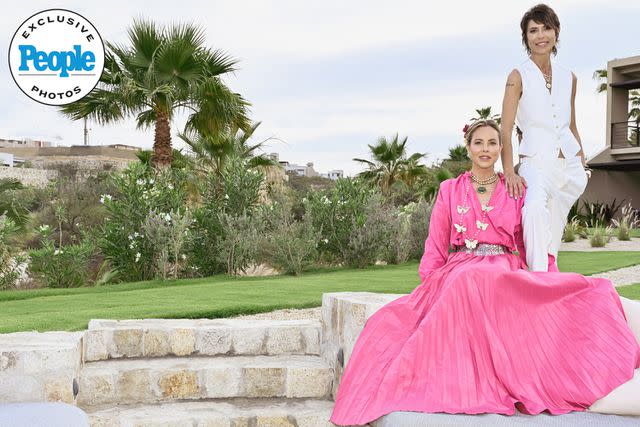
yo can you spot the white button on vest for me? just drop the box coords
[515,58,580,159]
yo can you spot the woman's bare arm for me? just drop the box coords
[500,69,527,198]
[569,72,586,166]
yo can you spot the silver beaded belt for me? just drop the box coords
[451,243,511,256]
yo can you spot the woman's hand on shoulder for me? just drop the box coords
[504,170,527,199]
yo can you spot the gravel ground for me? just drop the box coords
[591,264,640,288]
[230,307,322,321]
[560,237,640,252]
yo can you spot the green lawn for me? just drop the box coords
[1,251,639,334]
[618,284,640,300]
[556,251,640,276]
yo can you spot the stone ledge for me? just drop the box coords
[320,292,404,399]
[84,319,321,361]
[86,398,365,427]
[78,354,333,407]
[0,331,83,404]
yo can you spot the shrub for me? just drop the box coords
[220,157,265,217]
[258,198,320,275]
[29,226,95,288]
[100,163,190,282]
[588,223,613,248]
[187,157,265,276]
[342,195,395,268]
[562,216,584,243]
[404,198,434,261]
[306,177,374,265]
[583,199,624,226]
[612,203,639,241]
[25,173,115,249]
[0,216,25,290]
[216,212,262,275]
[141,209,192,280]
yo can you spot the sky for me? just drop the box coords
[1,0,639,176]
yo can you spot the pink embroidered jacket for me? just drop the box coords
[418,172,527,283]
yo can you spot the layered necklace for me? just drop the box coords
[455,173,497,249]
[535,61,552,91]
[542,70,552,90]
[471,172,499,194]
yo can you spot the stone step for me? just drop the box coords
[86,398,362,427]
[84,318,321,362]
[78,354,333,407]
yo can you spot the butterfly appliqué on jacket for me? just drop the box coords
[454,223,467,233]
[457,205,469,215]
[464,239,478,249]
[476,220,488,231]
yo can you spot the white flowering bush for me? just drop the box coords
[305,178,379,267]
[187,157,265,276]
[100,163,190,282]
[28,224,95,288]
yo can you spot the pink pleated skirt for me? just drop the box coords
[330,252,640,425]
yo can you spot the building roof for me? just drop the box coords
[588,147,640,171]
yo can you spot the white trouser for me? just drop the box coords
[518,154,588,271]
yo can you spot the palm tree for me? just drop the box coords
[353,134,427,194]
[470,107,500,124]
[61,19,250,168]
[447,145,469,161]
[592,69,608,93]
[592,68,640,120]
[179,121,277,178]
[629,90,640,121]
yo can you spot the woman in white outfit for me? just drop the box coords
[500,3,589,272]
[499,4,640,415]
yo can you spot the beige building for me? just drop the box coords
[584,55,640,211]
[0,137,52,148]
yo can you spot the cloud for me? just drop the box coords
[0,0,637,177]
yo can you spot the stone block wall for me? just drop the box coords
[320,292,404,398]
[0,167,58,188]
[0,332,83,404]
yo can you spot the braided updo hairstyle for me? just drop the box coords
[463,119,501,146]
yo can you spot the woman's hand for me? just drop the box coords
[504,170,527,199]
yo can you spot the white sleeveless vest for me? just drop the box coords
[515,58,580,158]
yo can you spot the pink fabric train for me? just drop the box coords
[330,172,640,426]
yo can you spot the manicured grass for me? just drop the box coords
[557,251,640,276]
[1,252,638,334]
[618,284,640,300]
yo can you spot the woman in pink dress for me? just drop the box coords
[329,120,640,426]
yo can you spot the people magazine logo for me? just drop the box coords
[8,9,105,106]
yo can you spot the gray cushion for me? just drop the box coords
[372,410,640,427]
[0,403,89,427]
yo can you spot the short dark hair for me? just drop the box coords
[520,4,560,56]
